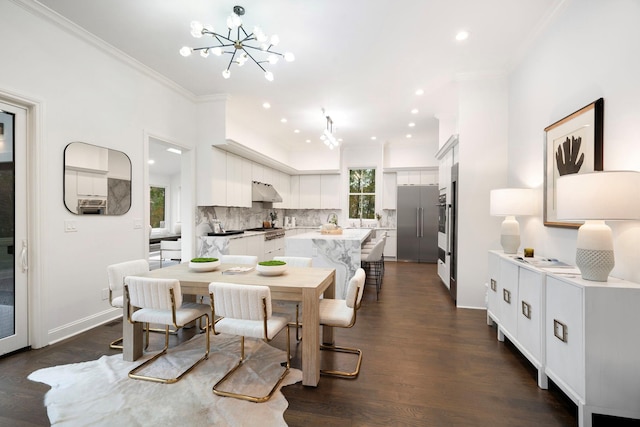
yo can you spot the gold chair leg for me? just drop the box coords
[129,316,210,384]
[320,344,363,379]
[213,327,290,403]
[109,336,123,350]
[286,304,302,342]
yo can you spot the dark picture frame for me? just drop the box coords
[543,98,604,228]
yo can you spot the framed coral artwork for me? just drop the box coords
[543,98,604,228]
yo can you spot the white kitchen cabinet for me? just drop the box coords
[241,158,252,206]
[202,147,226,206]
[382,172,397,210]
[381,229,396,258]
[320,174,340,209]
[76,171,108,197]
[228,234,264,261]
[225,153,241,207]
[299,175,321,209]
[396,170,437,187]
[274,170,290,208]
[289,176,300,209]
[251,163,264,183]
[545,275,640,427]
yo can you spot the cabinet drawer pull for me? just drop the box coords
[521,301,532,319]
[554,319,568,343]
[490,279,497,292]
[503,288,511,304]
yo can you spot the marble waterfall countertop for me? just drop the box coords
[285,228,373,299]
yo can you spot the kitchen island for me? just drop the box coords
[285,228,372,298]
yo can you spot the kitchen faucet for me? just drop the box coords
[327,212,338,225]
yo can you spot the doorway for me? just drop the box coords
[147,137,185,270]
[0,101,28,356]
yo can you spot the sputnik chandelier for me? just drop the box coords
[179,5,294,81]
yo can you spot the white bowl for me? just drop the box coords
[189,259,220,272]
[256,263,287,276]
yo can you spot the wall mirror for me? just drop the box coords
[64,142,132,215]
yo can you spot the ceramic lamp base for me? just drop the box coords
[575,220,614,282]
[576,248,614,281]
[500,216,520,254]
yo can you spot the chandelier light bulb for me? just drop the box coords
[227,13,242,29]
[200,49,209,58]
[268,54,279,64]
[270,34,280,46]
[253,26,267,42]
[210,47,222,56]
[264,71,274,81]
[190,21,204,38]
[284,52,295,62]
[222,69,231,79]
[179,46,192,57]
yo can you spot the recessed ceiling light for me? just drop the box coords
[166,148,182,154]
[408,122,416,127]
[406,134,412,139]
[148,159,155,165]
[262,102,271,109]
[456,30,470,41]
[305,139,311,143]
[281,118,287,123]
[371,136,377,140]
[415,89,424,96]
[294,129,300,133]
[338,138,343,142]
[411,108,419,114]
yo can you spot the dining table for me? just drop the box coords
[121,262,336,387]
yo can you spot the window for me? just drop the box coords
[349,168,375,219]
[150,186,166,228]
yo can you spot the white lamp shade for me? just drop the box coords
[556,171,640,220]
[490,188,535,217]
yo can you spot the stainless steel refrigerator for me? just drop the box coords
[397,185,439,262]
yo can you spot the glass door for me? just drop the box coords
[0,101,28,356]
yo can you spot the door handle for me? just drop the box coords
[21,239,28,273]
[416,208,420,237]
[446,204,452,255]
[420,207,424,237]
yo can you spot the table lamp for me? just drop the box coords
[490,188,535,254]
[556,171,640,281]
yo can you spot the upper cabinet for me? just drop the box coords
[320,174,340,209]
[289,176,300,209]
[382,172,397,209]
[299,175,321,209]
[397,170,438,186]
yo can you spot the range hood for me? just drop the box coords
[251,181,283,203]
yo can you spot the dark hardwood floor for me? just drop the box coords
[1,262,638,426]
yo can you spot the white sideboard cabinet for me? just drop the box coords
[488,250,640,427]
[545,275,640,427]
[487,251,546,389]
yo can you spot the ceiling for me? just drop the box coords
[37,0,562,153]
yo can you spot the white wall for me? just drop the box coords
[0,2,197,345]
[457,75,509,308]
[508,0,640,283]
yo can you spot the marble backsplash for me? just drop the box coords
[196,205,397,236]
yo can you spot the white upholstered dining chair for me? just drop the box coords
[124,276,210,384]
[273,256,312,341]
[208,281,290,403]
[159,239,181,267]
[319,267,366,379]
[106,259,149,350]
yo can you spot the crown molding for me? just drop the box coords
[13,0,197,102]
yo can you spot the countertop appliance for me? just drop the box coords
[77,198,106,215]
[397,185,439,262]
